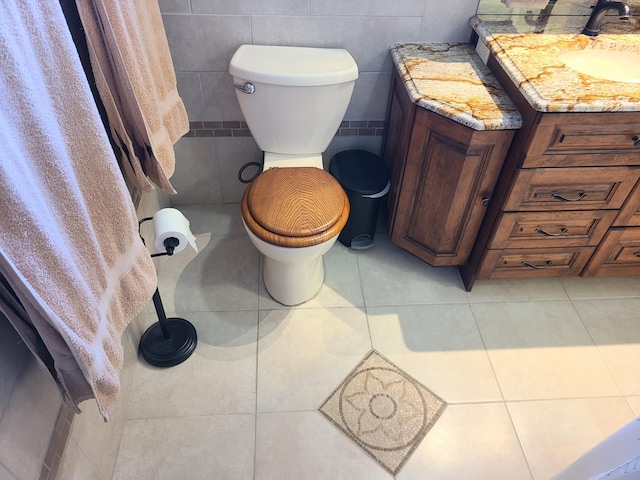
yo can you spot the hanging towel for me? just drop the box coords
[75,0,189,193]
[0,0,157,420]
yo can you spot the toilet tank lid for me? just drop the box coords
[229,45,358,87]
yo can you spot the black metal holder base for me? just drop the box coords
[139,288,197,367]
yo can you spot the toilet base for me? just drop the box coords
[263,255,325,306]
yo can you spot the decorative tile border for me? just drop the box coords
[319,350,447,476]
[185,120,385,138]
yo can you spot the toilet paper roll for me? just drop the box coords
[152,208,198,254]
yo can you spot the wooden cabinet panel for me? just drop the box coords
[489,210,616,249]
[462,53,640,289]
[613,179,640,227]
[384,68,514,267]
[478,247,595,279]
[503,167,640,212]
[383,72,416,231]
[583,228,640,276]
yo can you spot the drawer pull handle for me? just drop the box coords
[635,252,640,258]
[522,260,552,269]
[633,136,640,148]
[535,227,568,237]
[481,197,490,207]
[551,192,587,202]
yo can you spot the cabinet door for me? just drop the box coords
[390,108,512,266]
[382,70,416,230]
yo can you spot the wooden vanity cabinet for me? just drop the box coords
[382,68,515,266]
[460,53,640,290]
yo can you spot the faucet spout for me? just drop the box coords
[582,0,631,36]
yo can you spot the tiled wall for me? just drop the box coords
[157,0,480,206]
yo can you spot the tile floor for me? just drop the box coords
[113,204,640,480]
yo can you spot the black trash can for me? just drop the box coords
[329,149,390,249]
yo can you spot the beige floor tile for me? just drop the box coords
[466,277,569,303]
[113,414,255,480]
[472,301,621,400]
[357,236,468,306]
[177,203,246,236]
[626,396,640,416]
[56,437,103,480]
[573,298,640,396]
[69,395,127,479]
[560,276,640,300]
[258,242,365,309]
[257,307,371,413]
[157,233,260,312]
[127,311,258,418]
[397,403,532,480]
[255,411,391,480]
[368,304,503,403]
[508,397,636,480]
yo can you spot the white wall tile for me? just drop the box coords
[163,14,252,71]
[201,72,243,121]
[158,0,191,14]
[311,0,426,16]
[251,16,422,72]
[176,72,204,121]
[170,137,223,205]
[192,0,309,15]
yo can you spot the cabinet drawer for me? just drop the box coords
[477,247,595,280]
[504,167,640,212]
[489,210,616,249]
[523,117,640,167]
[583,227,640,276]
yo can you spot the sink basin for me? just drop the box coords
[559,49,640,83]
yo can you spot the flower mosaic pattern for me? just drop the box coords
[319,351,447,475]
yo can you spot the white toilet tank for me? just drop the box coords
[229,45,358,155]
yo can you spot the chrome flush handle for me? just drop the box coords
[234,82,255,94]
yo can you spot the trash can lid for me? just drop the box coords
[329,150,389,195]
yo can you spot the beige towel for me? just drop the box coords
[76,0,189,194]
[0,0,157,420]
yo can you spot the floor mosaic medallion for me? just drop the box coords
[319,350,447,475]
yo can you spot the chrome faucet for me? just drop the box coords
[582,0,631,36]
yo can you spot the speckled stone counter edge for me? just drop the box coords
[471,15,640,113]
[390,42,522,131]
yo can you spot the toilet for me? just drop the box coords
[229,44,358,305]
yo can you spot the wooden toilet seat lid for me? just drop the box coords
[242,167,350,248]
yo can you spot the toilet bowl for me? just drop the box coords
[242,167,349,305]
[229,44,358,305]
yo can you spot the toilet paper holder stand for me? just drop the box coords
[137,216,198,368]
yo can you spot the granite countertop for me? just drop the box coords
[471,15,640,112]
[390,43,522,131]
